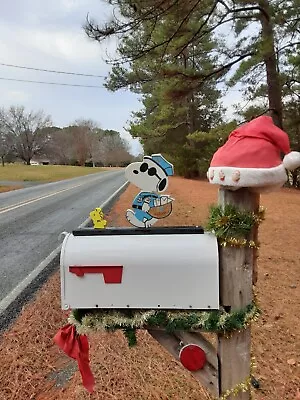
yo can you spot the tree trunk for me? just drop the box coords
[1,156,4,167]
[258,0,283,129]
[26,160,31,165]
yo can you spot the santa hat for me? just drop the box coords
[207,116,300,191]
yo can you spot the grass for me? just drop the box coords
[0,185,23,193]
[0,164,107,182]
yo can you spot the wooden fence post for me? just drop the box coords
[217,188,260,399]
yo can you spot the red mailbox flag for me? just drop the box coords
[54,324,95,393]
[69,265,123,283]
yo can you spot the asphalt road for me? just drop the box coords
[0,170,126,303]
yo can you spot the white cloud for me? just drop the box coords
[58,0,106,13]
[60,0,83,11]
[23,29,102,63]
[0,20,107,65]
[2,90,31,104]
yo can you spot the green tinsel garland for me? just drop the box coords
[69,302,260,346]
[206,204,265,241]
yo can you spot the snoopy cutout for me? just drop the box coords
[125,154,174,228]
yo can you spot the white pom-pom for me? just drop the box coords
[283,151,300,170]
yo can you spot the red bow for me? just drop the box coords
[54,324,95,393]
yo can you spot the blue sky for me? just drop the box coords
[0,0,243,155]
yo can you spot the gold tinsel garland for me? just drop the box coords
[206,205,264,397]
[206,204,265,249]
[68,302,261,337]
[218,357,257,400]
[219,237,260,249]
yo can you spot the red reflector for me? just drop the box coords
[69,266,123,283]
[179,344,206,371]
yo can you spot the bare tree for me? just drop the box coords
[0,120,14,166]
[37,117,133,167]
[48,120,103,166]
[45,128,73,165]
[0,106,52,165]
[73,119,102,167]
[99,130,132,166]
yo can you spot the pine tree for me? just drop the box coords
[85,1,224,176]
[85,0,300,129]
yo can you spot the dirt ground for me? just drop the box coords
[0,177,299,400]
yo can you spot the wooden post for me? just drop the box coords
[148,187,260,399]
[217,188,260,399]
[148,330,219,397]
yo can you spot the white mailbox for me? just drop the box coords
[60,227,219,310]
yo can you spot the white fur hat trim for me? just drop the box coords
[283,151,300,170]
[207,164,288,188]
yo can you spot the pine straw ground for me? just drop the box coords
[0,177,299,400]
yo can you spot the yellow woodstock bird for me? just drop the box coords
[89,207,107,229]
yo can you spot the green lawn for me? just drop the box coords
[0,164,107,182]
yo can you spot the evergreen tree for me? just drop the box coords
[85,1,224,176]
[85,0,299,129]
[84,0,299,178]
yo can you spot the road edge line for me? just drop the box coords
[0,180,129,330]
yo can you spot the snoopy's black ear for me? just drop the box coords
[158,178,167,191]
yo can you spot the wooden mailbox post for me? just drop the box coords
[148,187,259,400]
[218,188,259,399]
